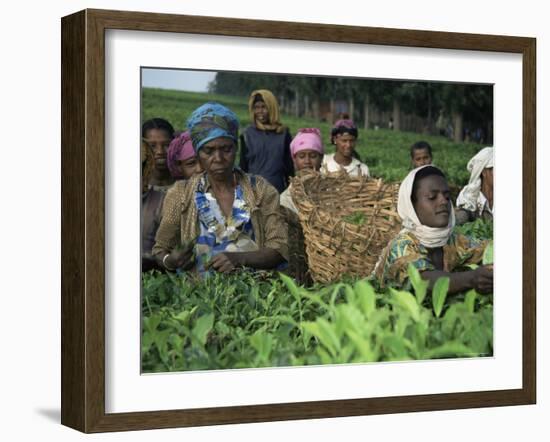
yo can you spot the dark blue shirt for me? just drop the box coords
[239,126,294,193]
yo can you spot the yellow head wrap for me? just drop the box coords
[248,89,286,133]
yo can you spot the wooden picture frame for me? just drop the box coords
[61,8,536,433]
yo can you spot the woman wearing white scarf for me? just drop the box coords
[398,165,456,248]
[374,165,493,294]
[455,147,494,224]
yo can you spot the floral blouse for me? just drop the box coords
[194,175,258,274]
[374,230,488,289]
[152,169,289,275]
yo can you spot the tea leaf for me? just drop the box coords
[464,289,478,313]
[482,241,494,265]
[302,319,340,357]
[173,310,192,325]
[382,335,410,359]
[192,313,214,346]
[432,276,450,318]
[391,289,420,322]
[343,211,367,225]
[426,342,474,358]
[407,264,429,306]
[354,279,376,318]
[346,330,375,361]
[250,331,273,363]
[279,272,301,302]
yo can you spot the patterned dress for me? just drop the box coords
[152,169,289,276]
[194,175,257,275]
[374,230,487,289]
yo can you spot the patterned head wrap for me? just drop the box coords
[398,165,456,248]
[290,128,324,157]
[331,119,358,143]
[248,89,285,133]
[456,147,494,213]
[166,131,195,179]
[187,102,239,152]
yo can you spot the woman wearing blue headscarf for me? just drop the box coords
[153,102,288,275]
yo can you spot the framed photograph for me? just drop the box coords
[61,8,536,433]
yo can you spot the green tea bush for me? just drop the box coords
[142,264,493,372]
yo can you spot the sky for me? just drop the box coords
[141,68,216,92]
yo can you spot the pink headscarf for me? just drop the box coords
[333,119,356,131]
[290,128,324,158]
[167,131,195,179]
[330,119,358,143]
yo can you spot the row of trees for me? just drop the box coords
[209,72,493,144]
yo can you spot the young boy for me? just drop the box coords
[410,141,433,168]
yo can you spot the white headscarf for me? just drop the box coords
[398,165,456,248]
[456,147,494,213]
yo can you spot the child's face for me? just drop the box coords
[411,148,433,168]
[293,150,323,171]
[176,155,203,180]
[334,133,356,159]
[253,100,269,124]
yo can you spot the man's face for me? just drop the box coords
[411,148,433,168]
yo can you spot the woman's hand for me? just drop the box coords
[165,244,194,270]
[142,253,160,272]
[207,253,242,273]
[472,265,493,294]
[421,265,494,296]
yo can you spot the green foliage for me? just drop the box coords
[142,269,493,372]
[407,265,429,306]
[391,288,421,322]
[343,211,367,225]
[432,277,450,318]
[455,218,493,241]
[483,241,494,265]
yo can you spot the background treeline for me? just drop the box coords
[209,72,493,144]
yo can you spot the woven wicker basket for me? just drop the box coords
[290,169,401,283]
[280,206,312,285]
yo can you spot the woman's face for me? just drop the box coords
[413,175,451,228]
[334,133,357,159]
[143,129,172,171]
[198,138,236,180]
[253,100,269,124]
[411,148,433,168]
[176,155,203,180]
[293,150,323,171]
